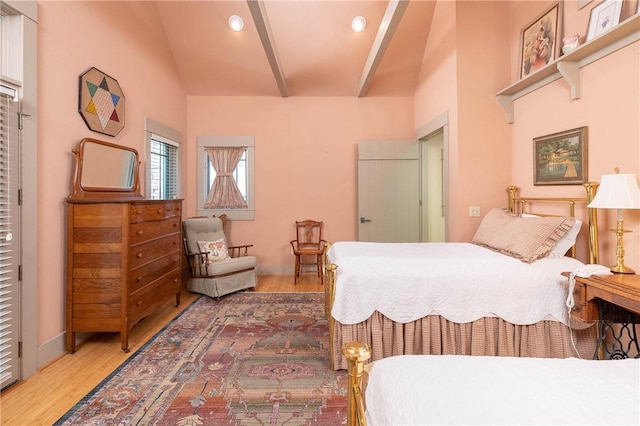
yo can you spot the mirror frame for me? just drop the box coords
[68,138,142,200]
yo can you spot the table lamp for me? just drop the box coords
[587,168,640,273]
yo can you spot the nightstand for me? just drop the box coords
[567,273,640,359]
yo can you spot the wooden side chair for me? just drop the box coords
[290,220,326,284]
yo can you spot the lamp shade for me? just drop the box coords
[588,173,640,209]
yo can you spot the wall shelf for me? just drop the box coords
[496,14,640,123]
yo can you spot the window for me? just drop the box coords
[144,118,181,200]
[206,149,247,202]
[149,135,178,199]
[197,136,255,220]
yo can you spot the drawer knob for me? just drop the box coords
[137,230,143,235]
[136,276,142,282]
[157,208,162,214]
[136,253,143,258]
[136,300,143,306]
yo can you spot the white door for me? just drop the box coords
[358,140,420,242]
[0,85,21,390]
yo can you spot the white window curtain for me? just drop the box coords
[204,146,248,209]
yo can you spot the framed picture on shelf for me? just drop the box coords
[586,0,623,41]
[519,2,563,79]
[533,127,588,186]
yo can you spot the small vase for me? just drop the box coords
[562,34,580,54]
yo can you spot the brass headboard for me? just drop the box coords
[507,182,599,264]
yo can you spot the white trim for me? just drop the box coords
[144,116,182,142]
[197,136,255,220]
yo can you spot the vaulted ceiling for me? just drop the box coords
[153,0,436,97]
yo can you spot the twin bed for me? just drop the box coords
[342,341,640,425]
[324,184,601,370]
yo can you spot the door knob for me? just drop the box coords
[360,217,372,223]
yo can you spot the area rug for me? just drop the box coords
[55,292,347,425]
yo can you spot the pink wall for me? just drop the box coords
[413,1,512,241]
[37,1,186,344]
[186,96,414,270]
[507,1,640,267]
[414,0,639,268]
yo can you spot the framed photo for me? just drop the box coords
[533,127,588,185]
[519,2,563,79]
[586,0,623,41]
[78,67,125,137]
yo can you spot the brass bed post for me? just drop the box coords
[343,342,371,426]
[507,185,519,213]
[584,181,600,265]
[325,262,338,370]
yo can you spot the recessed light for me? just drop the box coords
[228,15,244,32]
[351,16,366,32]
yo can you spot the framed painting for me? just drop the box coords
[78,67,125,137]
[586,0,623,41]
[533,127,588,185]
[519,2,563,79]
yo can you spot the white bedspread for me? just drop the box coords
[364,355,640,425]
[328,242,585,325]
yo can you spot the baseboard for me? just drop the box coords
[37,330,94,370]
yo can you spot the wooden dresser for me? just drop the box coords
[65,138,182,352]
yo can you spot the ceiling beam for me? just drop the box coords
[357,0,409,98]
[247,0,288,97]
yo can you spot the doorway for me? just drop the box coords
[420,130,445,242]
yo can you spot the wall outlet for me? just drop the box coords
[469,206,481,217]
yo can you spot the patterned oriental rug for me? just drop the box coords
[55,292,347,425]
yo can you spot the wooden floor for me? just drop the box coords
[0,275,324,426]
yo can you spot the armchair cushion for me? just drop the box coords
[198,238,229,261]
[205,255,257,276]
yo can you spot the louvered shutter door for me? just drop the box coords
[0,87,20,390]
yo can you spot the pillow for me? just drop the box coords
[471,208,576,263]
[197,238,229,262]
[522,213,582,257]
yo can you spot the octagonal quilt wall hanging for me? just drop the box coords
[78,67,125,137]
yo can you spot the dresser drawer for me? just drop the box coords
[129,252,181,293]
[130,201,181,223]
[129,233,181,269]
[570,281,588,322]
[130,216,181,245]
[164,201,181,218]
[129,272,180,323]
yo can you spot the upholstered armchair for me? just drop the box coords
[182,215,257,299]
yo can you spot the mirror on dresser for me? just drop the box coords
[66,138,182,353]
[69,137,142,199]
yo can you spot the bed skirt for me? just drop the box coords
[331,312,597,370]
